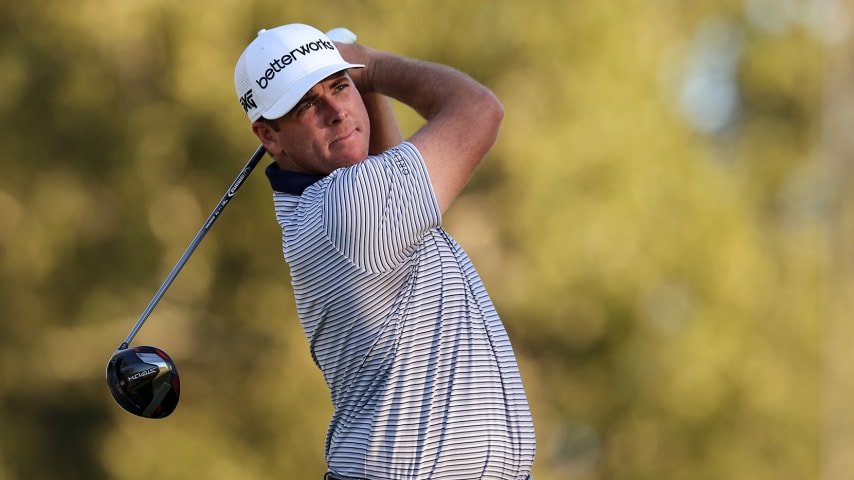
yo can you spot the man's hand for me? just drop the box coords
[336,42,504,213]
[335,42,378,93]
[328,30,403,154]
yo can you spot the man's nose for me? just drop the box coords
[322,97,347,124]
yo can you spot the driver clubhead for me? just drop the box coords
[106,345,180,419]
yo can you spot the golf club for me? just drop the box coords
[106,144,267,418]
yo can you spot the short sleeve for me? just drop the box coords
[322,142,442,273]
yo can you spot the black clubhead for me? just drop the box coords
[106,346,180,419]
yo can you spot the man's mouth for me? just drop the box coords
[331,129,357,146]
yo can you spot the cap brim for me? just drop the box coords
[259,63,364,121]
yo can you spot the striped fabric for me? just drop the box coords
[271,143,535,479]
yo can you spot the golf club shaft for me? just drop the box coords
[118,144,267,350]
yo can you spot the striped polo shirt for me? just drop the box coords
[266,142,535,479]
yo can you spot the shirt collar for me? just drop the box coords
[265,162,324,195]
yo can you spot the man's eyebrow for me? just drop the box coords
[325,71,347,82]
[297,90,319,104]
[291,72,350,115]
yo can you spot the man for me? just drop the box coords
[234,23,536,479]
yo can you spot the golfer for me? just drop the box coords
[234,23,536,479]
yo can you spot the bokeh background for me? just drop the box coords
[1,0,850,479]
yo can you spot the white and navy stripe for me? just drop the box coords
[268,143,535,479]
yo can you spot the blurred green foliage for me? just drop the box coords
[0,0,842,479]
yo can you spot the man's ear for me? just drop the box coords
[251,120,283,156]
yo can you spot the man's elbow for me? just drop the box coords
[477,89,504,149]
[482,89,505,130]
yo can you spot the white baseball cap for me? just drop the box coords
[234,24,363,122]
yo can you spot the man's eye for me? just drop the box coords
[297,101,315,114]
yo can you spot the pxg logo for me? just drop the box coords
[240,89,257,113]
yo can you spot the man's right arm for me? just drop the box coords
[341,44,504,213]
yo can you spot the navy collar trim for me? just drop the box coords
[265,162,324,195]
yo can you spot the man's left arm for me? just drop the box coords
[363,93,404,154]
